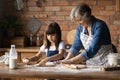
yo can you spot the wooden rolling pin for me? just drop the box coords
[100,65,120,71]
[62,64,87,69]
[62,64,120,71]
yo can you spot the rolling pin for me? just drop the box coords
[62,64,87,69]
[100,65,120,71]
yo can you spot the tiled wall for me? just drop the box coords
[3,0,120,52]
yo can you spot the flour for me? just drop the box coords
[18,64,101,74]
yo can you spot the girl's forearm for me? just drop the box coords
[29,51,43,61]
[29,55,41,61]
[47,53,64,61]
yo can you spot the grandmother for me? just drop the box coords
[61,3,117,66]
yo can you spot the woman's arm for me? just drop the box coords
[80,21,111,60]
[65,26,83,59]
[61,54,85,64]
[65,52,75,60]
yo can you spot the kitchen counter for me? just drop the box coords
[0,47,40,53]
[0,63,120,80]
[0,47,40,62]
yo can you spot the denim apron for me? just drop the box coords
[47,48,64,62]
[80,28,113,66]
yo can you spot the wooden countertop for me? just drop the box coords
[0,63,120,80]
[0,47,40,53]
[0,47,40,62]
[0,47,84,53]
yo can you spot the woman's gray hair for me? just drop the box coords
[70,3,92,25]
[70,6,77,20]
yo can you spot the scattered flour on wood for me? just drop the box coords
[18,64,101,74]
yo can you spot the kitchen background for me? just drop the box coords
[0,0,120,52]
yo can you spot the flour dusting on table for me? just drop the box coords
[18,64,101,74]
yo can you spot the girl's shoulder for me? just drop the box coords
[40,44,45,49]
[40,44,46,52]
[59,41,65,45]
[58,41,66,49]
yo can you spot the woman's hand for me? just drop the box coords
[55,59,73,64]
[22,57,30,64]
[61,55,85,64]
[60,59,74,64]
[54,59,74,64]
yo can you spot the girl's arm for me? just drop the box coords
[45,49,65,61]
[38,49,65,66]
[28,50,43,61]
[39,42,66,65]
[28,44,46,62]
[22,49,44,63]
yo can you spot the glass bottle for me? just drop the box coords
[36,34,40,46]
[9,44,18,69]
[4,52,9,66]
[30,34,33,46]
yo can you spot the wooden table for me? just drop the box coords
[0,63,120,80]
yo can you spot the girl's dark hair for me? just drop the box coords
[76,3,93,25]
[45,22,61,48]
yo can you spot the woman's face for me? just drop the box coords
[47,34,56,43]
[74,17,87,28]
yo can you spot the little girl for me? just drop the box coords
[22,22,66,66]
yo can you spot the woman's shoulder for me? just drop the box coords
[93,16,106,26]
[75,25,83,33]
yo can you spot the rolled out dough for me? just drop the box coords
[45,62,56,67]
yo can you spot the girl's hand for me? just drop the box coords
[54,60,61,64]
[22,58,30,63]
[38,59,47,66]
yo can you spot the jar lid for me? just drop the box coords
[108,53,119,58]
[11,44,15,47]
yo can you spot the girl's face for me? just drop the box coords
[47,34,56,43]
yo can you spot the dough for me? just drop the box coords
[62,64,86,69]
[45,62,56,67]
